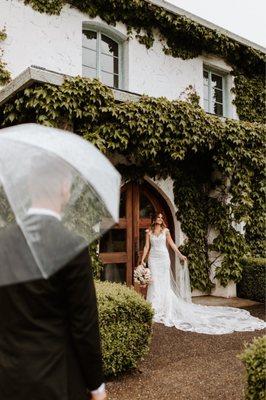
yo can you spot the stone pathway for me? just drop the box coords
[106,301,265,400]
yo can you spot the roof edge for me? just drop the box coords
[0,66,140,107]
[148,0,266,54]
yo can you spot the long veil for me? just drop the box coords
[170,256,192,303]
[167,254,266,335]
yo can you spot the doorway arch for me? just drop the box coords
[99,180,175,285]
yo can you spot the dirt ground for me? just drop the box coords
[106,304,265,400]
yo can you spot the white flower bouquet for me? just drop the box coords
[134,264,152,287]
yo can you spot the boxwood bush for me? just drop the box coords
[239,335,266,400]
[95,281,153,377]
[237,258,266,303]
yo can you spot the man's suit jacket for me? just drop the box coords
[0,216,104,400]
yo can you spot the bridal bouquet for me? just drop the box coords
[134,264,152,287]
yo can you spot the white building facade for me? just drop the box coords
[0,0,240,118]
[1,0,262,297]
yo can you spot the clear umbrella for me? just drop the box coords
[0,123,121,286]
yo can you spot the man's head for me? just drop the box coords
[28,154,73,213]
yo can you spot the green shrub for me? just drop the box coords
[239,336,266,400]
[95,281,153,377]
[237,258,266,303]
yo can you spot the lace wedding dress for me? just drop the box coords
[146,229,266,334]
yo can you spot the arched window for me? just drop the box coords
[82,28,122,89]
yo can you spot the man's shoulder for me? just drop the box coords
[23,214,85,244]
[0,223,23,243]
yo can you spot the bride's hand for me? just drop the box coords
[141,261,146,267]
[179,254,187,262]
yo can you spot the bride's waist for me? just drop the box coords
[149,249,169,257]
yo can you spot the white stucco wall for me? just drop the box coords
[1,0,237,117]
[0,1,86,77]
[127,35,203,100]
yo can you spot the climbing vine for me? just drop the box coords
[232,72,266,124]
[244,170,266,258]
[18,0,265,123]
[0,76,265,291]
[0,28,11,86]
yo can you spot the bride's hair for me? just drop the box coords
[150,212,167,232]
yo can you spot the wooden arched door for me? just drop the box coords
[99,181,174,285]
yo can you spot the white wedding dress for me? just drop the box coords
[146,229,266,335]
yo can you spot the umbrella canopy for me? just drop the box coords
[0,123,121,286]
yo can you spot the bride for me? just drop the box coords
[141,212,265,334]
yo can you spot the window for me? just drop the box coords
[203,68,226,117]
[82,29,120,88]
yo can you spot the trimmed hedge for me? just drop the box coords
[239,336,266,400]
[95,281,153,377]
[237,258,266,303]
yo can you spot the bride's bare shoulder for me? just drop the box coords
[145,229,151,235]
[164,228,170,234]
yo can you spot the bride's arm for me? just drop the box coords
[141,230,150,265]
[166,230,187,262]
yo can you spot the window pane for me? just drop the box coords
[100,229,126,252]
[101,71,115,87]
[101,34,118,57]
[140,194,155,218]
[203,85,209,101]
[211,73,223,89]
[214,103,223,116]
[211,85,217,108]
[203,70,208,85]
[214,89,223,103]
[82,65,97,79]
[114,74,119,88]
[210,98,215,114]
[101,54,119,75]
[204,99,209,112]
[82,47,96,69]
[101,53,113,74]
[114,57,119,75]
[101,263,126,283]
[82,30,97,50]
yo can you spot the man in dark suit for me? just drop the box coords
[0,158,107,400]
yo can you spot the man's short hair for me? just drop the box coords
[29,153,73,202]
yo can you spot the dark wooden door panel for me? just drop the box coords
[126,183,133,285]
[100,252,128,264]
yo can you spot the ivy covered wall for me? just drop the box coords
[19,0,265,123]
[0,77,264,291]
[232,73,265,124]
[0,28,11,86]
[1,0,265,121]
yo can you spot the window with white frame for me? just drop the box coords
[203,68,226,117]
[82,29,121,89]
